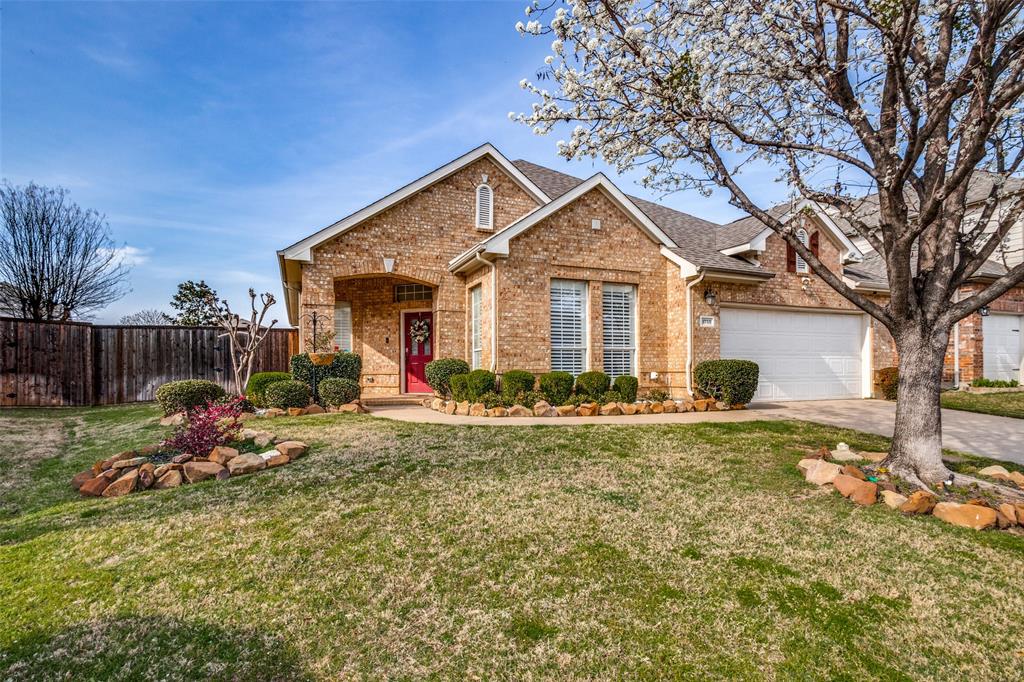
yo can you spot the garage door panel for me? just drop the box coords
[983,314,1022,382]
[720,308,864,401]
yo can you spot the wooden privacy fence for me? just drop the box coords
[0,318,299,407]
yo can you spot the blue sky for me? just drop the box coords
[1,1,783,324]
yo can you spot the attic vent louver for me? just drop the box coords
[476,184,493,230]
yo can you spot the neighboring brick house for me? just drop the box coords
[277,143,1024,399]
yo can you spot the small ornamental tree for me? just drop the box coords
[163,398,244,456]
[517,1,1024,487]
[210,289,278,397]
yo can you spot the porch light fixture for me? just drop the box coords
[979,305,991,317]
[382,257,395,274]
[703,287,717,306]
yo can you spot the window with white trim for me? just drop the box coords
[334,301,352,352]
[550,279,587,376]
[475,184,493,230]
[602,283,636,379]
[470,285,483,369]
[795,228,809,273]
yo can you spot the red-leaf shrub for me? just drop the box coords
[163,397,244,455]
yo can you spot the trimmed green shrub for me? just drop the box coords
[155,379,226,415]
[520,390,546,407]
[245,371,292,408]
[971,377,1019,388]
[500,370,535,403]
[319,377,361,406]
[877,367,899,400]
[290,352,361,387]
[425,358,470,397]
[477,391,504,409]
[575,371,611,400]
[449,373,470,402]
[642,388,669,403]
[600,390,623,404]
[539,371,574,406]
[694,359,759,405]
[466,369,496,401]
[612,375,638,403]
[265,380,311,409]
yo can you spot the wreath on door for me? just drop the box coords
[410,318,431,344]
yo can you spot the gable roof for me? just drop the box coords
[278,143,551,263]
[716,199,864,263]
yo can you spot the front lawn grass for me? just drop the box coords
[940,388,1024,419]
[1,406,1022,680]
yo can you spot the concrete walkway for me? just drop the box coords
[368,399,1024,465]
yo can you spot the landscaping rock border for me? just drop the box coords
[423,397,746,418]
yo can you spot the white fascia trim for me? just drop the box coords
[479,174,678,257]
[660,247,699,278]
[718,228,771,256]
[280,143,552,262]
[842,275,889,293]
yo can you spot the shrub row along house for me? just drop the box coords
[277,144,1024,401]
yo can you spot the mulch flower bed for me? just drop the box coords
[798,443,1024,533]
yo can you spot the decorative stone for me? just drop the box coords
[841,464,867,481]
[1008,471,1024,487]
[208,446,239,466]
[487,406,508,417]
[555,405,576,417]
[600,402,622,416]
[153,463,180,478]
[577,402,599,417]
[805,460,842,486]
[730,403,746,410]
[102,469,139,497]
[227,453,267,476]
[421,397,433,408]
[532,401,556,417]
[71,471,93,490]
[275,441,308,459]
[714,401,729,411]
[933,502,997,530]
[650,401,665,414]
[287,407,306,417]
[138,462,155,489]
[978,465,1010,478]
[469,402,486,417]
[254,433,274,448]
[79,476,110,497]
[859,451,888,463]
[338,402,368,414]
[680,401,695,412]
[100,468,121,481]
[693,399,710,412]
[305,404,325,415]
[997,503,1018,525]
[899,490,938,515]
[507,405,532,417]
[833,474,878,506]
[171,453,194,465]
[1016,503,1024,522]
[829,443,860,462]
[880,490,908,509]
[662,400,677,413]
[111,457,147,469]
[183,461,227,483]
[444,401,458,415]
[796,458,819,474]
[639,402,653,414]
[154,470,183,489]
[808,446,831,460]
[455,401,470,416]
[431,398,444,411]
[619,403,639,415]
[159,412,186,427]
[264,408,285,417]
[266,453,290,468]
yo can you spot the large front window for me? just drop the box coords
[470,285,482,369]
[550,279,587,376]
[602,283,635,378]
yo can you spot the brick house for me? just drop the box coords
[277,144,1024,399]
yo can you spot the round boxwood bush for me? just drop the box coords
[264,380,311,409]
[290,352,361,387]
[155,379,226,415]
[449,373,470,402]
[876,367,899,400]
[575,371,611,401]
[694,359,759,405]
[539,371,574,406]
[477,391,505,409]
[425,358,471,397]
[466,369,496,400]
[245,371,292,408]
[500,370,535,403]
[319,377,361,406]
[612,375,638,403]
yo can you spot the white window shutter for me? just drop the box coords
[795,229,809,273]
[602,283,635,379]
[476,184,493,229]
[550,279,587,376]
[334,302,352,352]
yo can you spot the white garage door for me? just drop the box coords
[720,308,865,401]
[983,314,1022,382]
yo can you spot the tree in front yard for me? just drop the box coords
[516,1,1024,487]
[210,288,279,396]
[0,182,130,320]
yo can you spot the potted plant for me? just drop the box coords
[306,329,337,366]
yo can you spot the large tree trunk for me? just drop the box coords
[881,325,953,487]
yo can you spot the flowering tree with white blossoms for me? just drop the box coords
[516,0,1024,487]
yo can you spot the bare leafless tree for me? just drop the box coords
[212,289,278,396]
[0,182,130,320]
[119,309,174,325]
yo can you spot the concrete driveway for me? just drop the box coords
[761,399,1024,465]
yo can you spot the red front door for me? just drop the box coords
[403,311,433,393]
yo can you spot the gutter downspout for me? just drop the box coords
[684,271,706,398]
[474,251,498,373]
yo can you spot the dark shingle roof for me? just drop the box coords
[512,160,770,277]
[845,248,1008,292]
